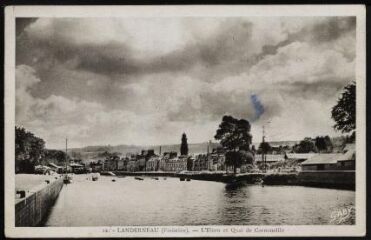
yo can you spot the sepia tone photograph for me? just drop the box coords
[4,5,366,238]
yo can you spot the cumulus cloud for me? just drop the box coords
[15,17,356,148]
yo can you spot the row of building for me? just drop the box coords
[45,143,355,174]
[89,149,227,173]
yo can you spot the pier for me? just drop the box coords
[15,175,64,226]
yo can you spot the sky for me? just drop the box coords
[15,17,356,149]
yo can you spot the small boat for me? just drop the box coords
[151,177,159,180]
[92,173,100,181]
[163,177,167,180]
[135,177,144,181]
[112,179,116,182]
[180,178,185,181]
[63,174,73,184]
[186,178,191,181]
[101,171,116,176]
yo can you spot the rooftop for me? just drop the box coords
[255,154,285,162]
[301,152,354,165]
[286,153,317,160]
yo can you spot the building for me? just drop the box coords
[136,156,146,171]
[90,161,103,172]
[146,156,160,171]
[158,157,167,171]
[127,159,137,172]
[209,153,226,171]
[187,156,195,171]
[285,153,317,163]
[337,144,355,170]
[104,156,121,171]
[165,157,187,172]
[69,163,85,173]
[255,154,285,164]
[301,146,355,171]
[117,158,125,170]
[193,154,209,171]
[48,163,63,174]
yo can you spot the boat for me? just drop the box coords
[92,173,100,181]
[63,138,72,184]
[112,179,116,182]
[63,174,73,184]
[163,177,167,180]
[151,177,159,180]
[186,178,191,181]
[135,177,144,181]
[180,177,185,181]
[101,171,116,176]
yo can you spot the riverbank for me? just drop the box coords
[15,174,64,226]
[113,171,355,190]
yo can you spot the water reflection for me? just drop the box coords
[44,175,355,226]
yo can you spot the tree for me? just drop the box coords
[258,142,272,154]
[180,133,189,156]
[315,136,333,153]
[43,149,69,166]
[332,82,356,133]
[294,137,317,153]
[214,115,253,174]
[15,126,45,173]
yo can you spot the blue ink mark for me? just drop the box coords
[250,94,264,121]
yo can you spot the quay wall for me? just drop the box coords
[297,171,355,190]
[114,171,355,190]
[114,171,264,183]
[15,178,63,227]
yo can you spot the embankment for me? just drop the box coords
[114,171,264,183]
[114,171,355,190]
[262,171,355,190]
[15,177,64,227]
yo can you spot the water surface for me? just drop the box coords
[44,175,355,226]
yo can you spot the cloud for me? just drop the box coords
[15,17,357,148]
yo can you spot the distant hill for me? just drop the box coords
[67,138,345,163]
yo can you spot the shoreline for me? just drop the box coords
[112,171,355,190]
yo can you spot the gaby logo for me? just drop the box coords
[330,205,355,224]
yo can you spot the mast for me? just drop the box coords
[262,126,265,173]
[65,138,68,174]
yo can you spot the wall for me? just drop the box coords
[298,171,355,189]
[15,178,63,227]
[262,171,355,190]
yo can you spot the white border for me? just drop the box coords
[4,5,366,238]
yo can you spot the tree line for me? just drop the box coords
[15,126,69,173]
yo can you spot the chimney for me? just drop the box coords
[159,146,162,155]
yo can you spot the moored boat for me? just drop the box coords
[135,177,144,181]
[92,173,100,181]
[63,174,73,184]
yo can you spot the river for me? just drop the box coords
[44,175,355,226]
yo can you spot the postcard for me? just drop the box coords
[4,5,366,237]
